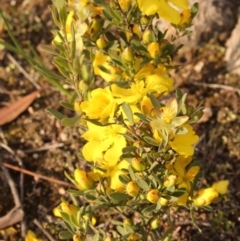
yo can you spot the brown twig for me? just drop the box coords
[2,162,74,188]
[33,219,56,241]
[7,53,41,90]
[23,143,64,153]
[191,82,240,94]
[0,165,25,229]
[0,142,25,201]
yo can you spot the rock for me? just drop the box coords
[224,15,240,75]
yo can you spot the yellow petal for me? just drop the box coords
[212,180,229,195]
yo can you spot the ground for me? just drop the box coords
[0,1,240,241]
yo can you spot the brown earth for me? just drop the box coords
[0,1,240,241]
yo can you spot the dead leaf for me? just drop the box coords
[0,90,41,126]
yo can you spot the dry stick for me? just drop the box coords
[23,143,64,153]
[6,53,41,90]
[0,165,24,229]
[33,219,56,241]
[0,142,25,202]
[191,82,240,94]
[0,141,27,236]
[2,162,74,188]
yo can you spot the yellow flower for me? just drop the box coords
[169,124,199,156]
[82,122,126,166]
[193,187,219,206]
[118,0,132,11]
[53,11,74,43]
[74,169,94,190]
[81,87,117,122]
[212,180,229,195]
[147,42,161,59]
[173,155,200,191]
[93,52,120,82]
[111,81,145,104]
[25,230,42,241]
[110,160,130,191]
[137,0,189,24]
[141,96,154,116]
[145,74,174,96]
[150,98,188,134]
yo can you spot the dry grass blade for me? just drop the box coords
[0,90,41,126]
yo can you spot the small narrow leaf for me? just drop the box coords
[143,136,160,146]
[60,101,74,110]
[61,116,81,127]
[142,204,157,216]
[59,231,73,240]
[46,108,65,120]
[122,102,134,126]
[109,192,129,201]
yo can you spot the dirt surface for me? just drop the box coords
[0,1,240,241]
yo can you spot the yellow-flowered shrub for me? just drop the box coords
[46,0,228,240]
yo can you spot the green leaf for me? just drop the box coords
[191,2,199,19]
[134,113,150,123]
[136,178,149,191]
[147,93,161,109]
[61,116,81,127]
[93,233,100,241]
[59,231,73,240]
[131,39,147,52]
[52,0,65,9]
[67,189,83,196]
[46,108,65,120]
[119,174,130,184]
[92,0,109,7]
[122,146,137,154]
[109,192,129,201]
[172,188,186,197]
[128,166,136,181]
[143,136,160,146]
[41,45,58,55]
[121,102,134,125]
[142,204,157,216]
[111,220,123,226]
[116,226,127,236]
[60,101,74,110]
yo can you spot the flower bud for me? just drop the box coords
[150,217,161,230]
[96,37,107,49]
[104,237,114,241]
[193,187,219,207]
[131,157,146,172]
[159,197,168,206]
[61,202,79,216]
[164,175,177,188]
[74,100,82,113]
[78,80,88,92]
[118,0,131,11]
[140,16,150,25]
[128,233,141,241]
[126,181,140,197]
[73,234,85,241]
[121,47,134,63]
[142,29,154,44]
[74,169,94,191]
[179,9,192,28]
[123,218,133,228]
[147,42,161,59]
[83,214,97,226]
[87,18,103,36]
[146,189,160,203]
